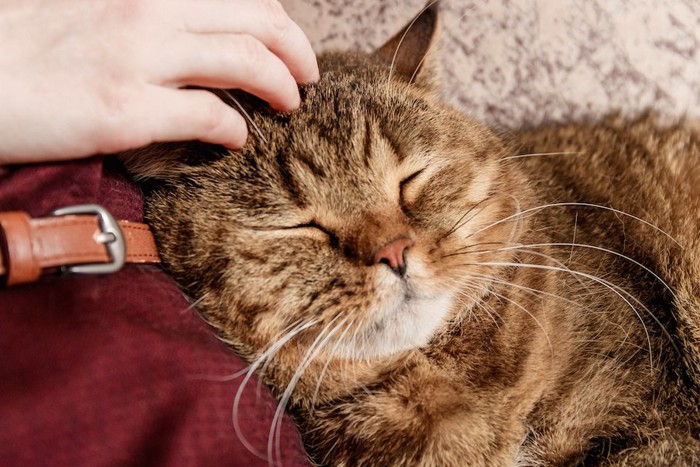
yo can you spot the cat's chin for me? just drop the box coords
[334,292,454,360]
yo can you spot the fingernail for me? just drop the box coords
[274,90,301,112]
[226,130,248,149]
[306,66,321,84]
[292,89,302,107]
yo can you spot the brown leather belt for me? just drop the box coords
[0,204,160,286]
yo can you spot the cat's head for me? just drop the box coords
[122,2,525,361]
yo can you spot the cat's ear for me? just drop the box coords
[373,1,441,91]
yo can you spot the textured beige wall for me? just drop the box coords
[281,0,700,129]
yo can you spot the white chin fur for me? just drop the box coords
[336,292,454,360]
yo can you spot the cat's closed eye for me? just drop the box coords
[399,168,426,213]
[280,221,338,245]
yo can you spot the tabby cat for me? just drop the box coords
[122,3,700,465]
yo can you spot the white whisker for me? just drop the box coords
[568,212,578,264]
[456,269,584,310]
[312,314,358,406]
[182,292,209,314]
[464,280,553,355]
[501,242,677,301]
[217,89,268,144]
[460,260,663,368]
[406,2,480,85]
[386,0,441,89]
[269,314,349,465]
[464,202,681,248]
[231,319,318,462]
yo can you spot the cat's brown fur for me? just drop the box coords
[122,3,700,465]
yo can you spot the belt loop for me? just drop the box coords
[0,212,41,286]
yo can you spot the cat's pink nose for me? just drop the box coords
[373,238,413,277]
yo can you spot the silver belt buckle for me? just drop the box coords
[51,204,126,274]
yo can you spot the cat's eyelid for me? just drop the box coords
[400,168,425,188]
[399,167,428,201]
[248,223,317,233]
[279,221,340,246]
[282,221,321,230]
[399,164,440,215]
[283,220,335,236]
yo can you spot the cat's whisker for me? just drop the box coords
[464,202,682,247]
[442,240,510,258]
[473,299,500,326]
[446,277,529,335]
[460,279,554,356]
[467,292,501,328]
[446,240,678,303]
[385,0,441,90]
[231,319,319,462]
[277,315,353,462]
[437,285,480,326]
[248,318,319,384]
[439,197,492,242]
[327,312,362,399]
[216,89,268,144]
[407,48,428,87]
[503,194,524,246]
[568,212,579,264]
[311,314,358,406]
[468,292,501,329]
[268,319,341,464]
[343,315,379,401]
[455,269,585,310]
[351,312,373,364]
[181,291,210,314]
[444,193,523,247]
[442,194,522,247]
[448,239,592,291]
[441,277,500,327]
[458,260,666,368]
[406,2,480,85]
[456,290,480,324]
[501,242,677,301]
[257,318,317,381]
[269,314,349,465]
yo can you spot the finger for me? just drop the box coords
[127,87,249,149]
[159,33,301,112]
[180,0,319,84]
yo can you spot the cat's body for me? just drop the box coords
[123,4,700,465]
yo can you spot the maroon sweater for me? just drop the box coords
[0,157,309,466]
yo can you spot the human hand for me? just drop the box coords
[0,0,319,165]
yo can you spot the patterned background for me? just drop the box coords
[281,0,700,130]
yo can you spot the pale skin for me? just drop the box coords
[0,0,319,165]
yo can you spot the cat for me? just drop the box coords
[121,2,700,465]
